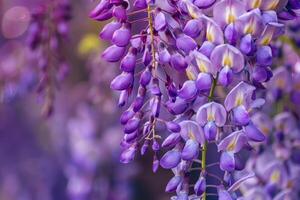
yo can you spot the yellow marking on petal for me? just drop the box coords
[267,0,279,10]
[226,7,236,24]
[270,170,280,183]
[186,69,196,80]
[188,131,195,140]
[252,0,262,8]
[197,60,208,73]
[235,92,244,106]
[187,4,200,19]
[260,32,274,45]
[207,112,215,121]
[227,134,238,151]
[222,51,233,67]
[260,36,272,45]
[207,107,215,121]
[206,23,215,42]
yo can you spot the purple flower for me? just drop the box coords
[225,81,264,125]
[196,102,227,141]
[211,44,244,86]
[160,149,182,169]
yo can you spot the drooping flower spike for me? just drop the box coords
[90,0,300,199]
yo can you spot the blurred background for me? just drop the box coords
[0,0,173,199]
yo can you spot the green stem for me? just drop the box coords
[201,74,218,200]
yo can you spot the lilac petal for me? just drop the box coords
[196,72,212,91]
[150,96,161,118]
[210,44,244,73]
[196,102,227,127]
[252,66,268,82]
[143,48,152,66]
[160,149,181,169]
[120,109,135,125]
[262,10,278,24]
[220,151,235,172]
[118,90,129,107]
[184,0,202,19]
[112,25,131,47]
[157,0,177,13]
[112,6,127,22]
[240,34,256,56]
[130,36,142,49]
[260,0,286,10]
[194,176,206,196]
[192,51,217,75]
[120,146,136,163]
[176,34,197,54]
[244,123,265,142]
[270,67,292,92]
[213,0,246,28]
[166,98,188,115]
[140,69,152,87]
[133,0,147,9]
[153,156,159,173]
[120,48,136,72]
[100,21,121,40]
[124,131,138,143]
[170,53,188,71]
[194,0,216,9]
[102,45,126,62]
[132,96,145,112]
[181,139,199,160]
[224,81,256,111]
[166,176,182,192]
[154,12,166,31]
[166,121,181,133]
[178,80,198,100]
[183,19,202,38]
[256,46,272,67]
[235,9,263,38]
[204,121,217,141]
[89,0,111,18]
[158,47,171,64]
[251,112,273,135]
[124,117,140,134]
[218,188,233,200]
[162,133,181,148]
[91,8,113,21]
[218,130,248,153]
[228,173,255,192]
[233,105,250,126]
[179,120,205,146]
[278,9,297,20]
[203,16,224,44]
[140,140,149,155]
[218,66,233,87]
[224,23,239,45]
[199,41,215,58]
[110,72,133,90]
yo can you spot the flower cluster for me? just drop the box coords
[27,0,71,116]
[91,0,300,199]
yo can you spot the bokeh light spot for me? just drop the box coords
[1,6,31,39]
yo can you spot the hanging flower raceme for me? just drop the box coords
[90,0,300,199]
[27,0,72,116]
